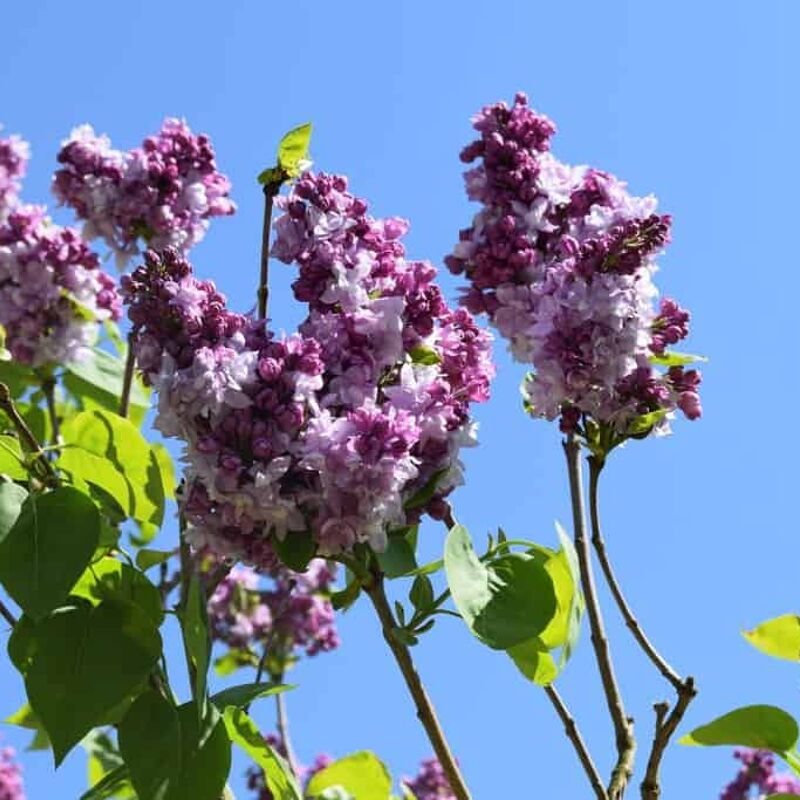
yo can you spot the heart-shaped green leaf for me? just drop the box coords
[680,705,799,753]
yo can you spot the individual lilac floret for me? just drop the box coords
[54,119,235,268]
[0,131,29,223]
[720,748,800,799]
[207,560,339,664]
[0,205,121,367]
[0,743,25,800]
[274,171,494,552]
[446,93,702,437]
[246,735,331,800]
[403,757,456,800]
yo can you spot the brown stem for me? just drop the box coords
[40,375,61,445]
[365,573,472,800]
[588,457,684,692]
[274,672,302,780]
[0,382,59,486]
[257,181,282,320]
[119,334,137,419]
[544,684,608,800]
[640,681,697,800]
[564,435,635,799]
[587,456,697,799]
[0,598,18,628]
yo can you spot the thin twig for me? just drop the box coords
[40,375,61,445]
[564,435,635,799]
[257,180,283,320]
[640,682,697,800]
[587,456,697,799]
[0,598,18,628]
[365,572,472,800]
[588,457,684,691]
[118,334,137,419]
[274,672,302,780]
[0,382,59,486]
[544,684,608,800]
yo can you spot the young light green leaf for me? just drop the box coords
[209,682,293,710]
[680,705,799,753]
[0,486,100,619]
[649,351,708,367]
[223,706,302,800]
[79,765,132,800]
[277,123,312,178]
[0,435,26,479]
[444,524,557,650]
[743,614,800,662]
[0,482,27,543]
[507,637,558,686]
[181,572,211,714]
[24,599,162,765]
[151,443,176,499]
[305,751,392,800]
[136,548,174,571]
[118,689,181,800]
[83,729,135,799]
[409,575,434,612]
[4,703,50,751]
[407,345,442,367]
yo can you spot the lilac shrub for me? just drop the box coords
[720,749,800,799]
[446,93,701,439]
[122,173,493,567]
[0,743,24,800]
[54,118,235,269]
[403,757,456,800]
[0,132,28,223]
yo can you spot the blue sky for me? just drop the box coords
[1,1,799,797]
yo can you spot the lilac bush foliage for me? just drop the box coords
[403,757,456,800]
[246,734,332,800]
[207,560,339,668]
[53,118,236,269]
[0,743,24,800]
[122,174,493,566]
[446,93,701,438]
[0,129,121,367]
[720,749,800,799]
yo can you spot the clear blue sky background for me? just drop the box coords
[1,2,798,798]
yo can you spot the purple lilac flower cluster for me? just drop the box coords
[0,743,24,800]
[721,749,800,798]
[446,93,701,436]
[207,561,339,660]
[403,757,456,800]
[246,735,331,800]
[0,131,29,223]
[53,119,235,269]
[274,172,494,552]
[123,175,493,563]
[0,130,121,367]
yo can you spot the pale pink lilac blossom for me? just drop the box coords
[0,131,28,224]
[0,743,24,800]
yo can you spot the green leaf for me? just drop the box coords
[408,345,442,367]
[331,578,361,612]
[181,573,211,714]
[214,649,259,676]
[626,408,668,436]
[79,765,132,800]
[743,614,800,662]
[23,598,162,765]
[409,575,434,612]
[136,548,174,571]
[4,703,50,751]
[277,123,312,179]
[0,435,26,479]
[680,705,799,753]
[210,682,293,709]
[377,530,418,578]
[83,729,135,799]
[649,351,708,367]
[404,469,447,510]
[507,637,558,685]
[272,529,316,572]
[64,347,150,423]
[151,444,176,499]
[306,751,392,800]
[223,706,301,800]
[71,556,164,626]
[0,360,35,398]
[0,486,100,619]
[0,482,27,543]
[165,703,232,800]
[119,689,180,800]
[444,524,557,650]
[60,409,165,528]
